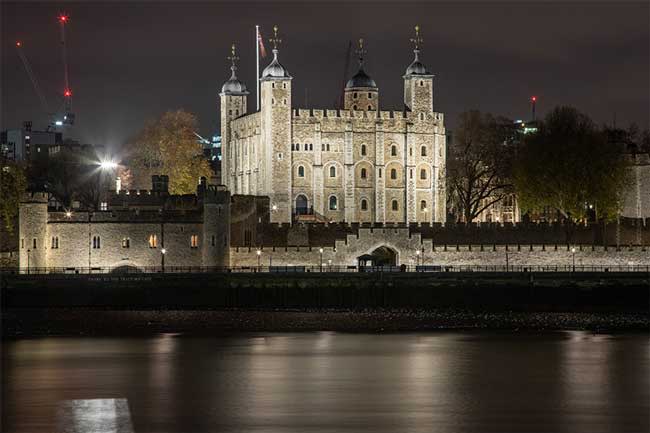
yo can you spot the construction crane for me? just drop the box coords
[58,13,75,125]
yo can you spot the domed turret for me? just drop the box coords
[404,25,431,77]
[220,44,249,96]
[261,26,291,80]
[344,38,379,111]
[403,25,434,113]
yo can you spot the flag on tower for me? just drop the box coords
[258,28,267,58]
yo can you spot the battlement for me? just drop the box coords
[291,108,445,123]
[21,191,49,204]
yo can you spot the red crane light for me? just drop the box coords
[16,41,22,47]
[531,96,537,102]
[64,89,72,97]
[59,14,68,23]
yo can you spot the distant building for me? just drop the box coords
[1,121,62,161]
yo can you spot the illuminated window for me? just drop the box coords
[360,168,367,179]
[122,238,130,248]
[361,145,367,155]
[392,200,399,211]
[191,235,199,248]
[390,168,397,180]
[298,166,305,177]
[149,234,158,248]
[391,145,397,156]
[100,202,108,211]
[361,199,368,210]
[329,196,338,210]
[329,166,336,177]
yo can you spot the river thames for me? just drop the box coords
[2,331,648,432]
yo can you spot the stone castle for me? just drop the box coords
[220,26,446,225]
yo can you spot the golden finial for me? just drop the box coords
[410,24,423,50]
[269,25,282,50]
[227,43,239,65]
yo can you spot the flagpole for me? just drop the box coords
[256,25,260,111]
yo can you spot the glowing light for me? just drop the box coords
[59,15,68,23]
[319,248,324,253]
[64,89,72,97]
[256,249,261,256]
[65,211,72,218]
[55,121,63,126]
[571,247,576,253]
[531,96,537,102]
[16,41,22,47]
[271,204,278,211]
[161,248,166,254]
[99,160,118,170]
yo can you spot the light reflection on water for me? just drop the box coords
[2,331,649,433]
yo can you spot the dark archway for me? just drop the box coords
[358,246,397,267]
[110,265,142,274]
[295,194,309,215]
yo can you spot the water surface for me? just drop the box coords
[2,331,648,432]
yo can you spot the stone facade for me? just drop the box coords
[231,227,650,268]
[621,153,650,220]
[220,31,446,225]
[18,178,230,271]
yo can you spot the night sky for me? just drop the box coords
[2,1,648,152]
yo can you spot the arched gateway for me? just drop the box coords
[358,246,398,267]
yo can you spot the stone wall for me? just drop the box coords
[230,226,649,268]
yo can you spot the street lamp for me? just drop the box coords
[328,259,332,272]
[161,248,166,272]
[26,249,31,274]
[319,248,324,272]
[415,249,421,268]
[571,247,576,272]
[65,210,72,218]
[256,249,262,269]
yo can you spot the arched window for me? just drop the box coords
[309,143,313,150]
[353,92,358,99]
[391,200,399,211]
[368,92,372,99]
[390,168,397,180]
[420,168,427,179]
[360,168,367,179]
[329,166,336,177]
[391,145,397,156]
[149,234,157,248]
[420,200,427,211]
[298,166,305,177]
[361,199,368,210]
[361,144,366,156]
[326,143,330,151]
[419,80,424,86]
[353,105,358,110]
[368,105,372,111]
[329,196,338,210]
[421,146,427,156]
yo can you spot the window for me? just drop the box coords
[326,143,330,151]
[33,238,37,249]
[410,169,413,179]
[329,166,336,177]
[100,202,108,211]
[419,113,425,121]
[309,143,313,151]
[368,105,372,111]
[360,168,367,179]
[420,200,427,211]
[211,235,216,246]
[392,200,399,211]
[361,199,368,211]
[378,168,382,178]
[368,92,372,99]
[298,166,305,177]
[149,234,158,248]
[272,98,275,105]
[272,83,275,89]
[361,145,366,156]
[353,92,358,99]
[409,147,413,156]
[419,80,424,86]
[283,98,287,105]
[51,237,59,249]
[329,196,338,210]
[277,153,283,160]
[283,83,287,89]
[122,237,130,248]
[421,146,427,156]
[353,105,358,110]
[190,235,199,248]
[420,169,427,179]
[21,239,24,249]
[92,236,101,249]
[391,146,397,156]
[229,109,232,115]
[390,168,397,180]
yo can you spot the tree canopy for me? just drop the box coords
[514,106,630,222]
[127,110,213,194]
[0,155,27,232]
[447,110,514,222]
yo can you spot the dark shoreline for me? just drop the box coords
[3,307,649,338]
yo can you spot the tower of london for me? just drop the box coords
[220,26,447,224]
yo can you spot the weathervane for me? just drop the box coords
[410,25,423,51]
[356,38,367,65]
[269,25,282,50]
[227,43,239,66]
